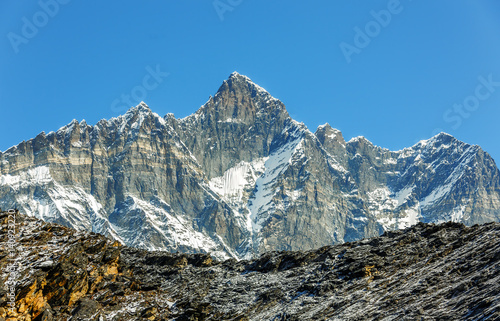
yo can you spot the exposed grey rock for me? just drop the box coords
[1,211,499,320]
[0,72,499,260]
[176,72,290,180]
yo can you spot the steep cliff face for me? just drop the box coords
[0,104,243,259]
[1,211,499,320]
[174,72,291,180]
[0,72,499,259]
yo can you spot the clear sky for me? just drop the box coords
[1,1,500,163]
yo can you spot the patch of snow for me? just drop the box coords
[397,204,421,229]
[71,141,83,148]
[209,159,266,208]
[395,186,414,206]
[218,118,242,124]
[118,196,232,260]
[420,146,476,208]
[398,148,415,159]
[378,216,397,230]
[450,204,466,222]
[316,123,330,131]
[347,136,365,143]
[367,187,399,230]
[0,165,126,243]
[248,137,303,234]
[153,111,166,126]
[328,158,348,173]
[0,166,52,187]
[288,188,303,202]
[384,158,397,165]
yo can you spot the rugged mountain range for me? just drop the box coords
[0,72,499,259]
[1,211,499,320]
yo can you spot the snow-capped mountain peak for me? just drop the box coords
[0,74,499,261]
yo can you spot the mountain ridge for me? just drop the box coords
[0,72,499,260]
[2,210,499,320]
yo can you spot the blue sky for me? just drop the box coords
[1,1,500,162]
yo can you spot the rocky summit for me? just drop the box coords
[1,210,499,320]
[0,72,499,260]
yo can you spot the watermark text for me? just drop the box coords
[213,0,243,21]
[441,74,500,130]
[111,65,169,113]
[7,0,71,54]
[340,0,408,63]
[4,209,18,313]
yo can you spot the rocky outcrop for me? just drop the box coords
[0,103,243,259]
[1,211,499,320]
[175,72,291,180]
[0,72,499,259]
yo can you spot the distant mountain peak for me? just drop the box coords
[316,123,343,135]
[228,71,252,82]
[128,101,151,113]
[229,71,243,78]
[138,101,150,108]
[219,72,272,98]
[432,132,455,142]
[317,123,332,131]
[412,132,458,149]
[347,135,371,144]
[179,72,289,130]
[1,72,499,264]
[315,123,345,147]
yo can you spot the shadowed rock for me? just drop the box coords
[1,211,499,320]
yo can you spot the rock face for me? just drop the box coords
[0,72,499,259]
[1,211,499,320]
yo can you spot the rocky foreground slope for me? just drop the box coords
[1,210,499,320]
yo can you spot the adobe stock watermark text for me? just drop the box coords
[111,65,169,113]
[7,0,71,54]
[442,74,500,130]
[340,0,412,64]
[213,0,243,21]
